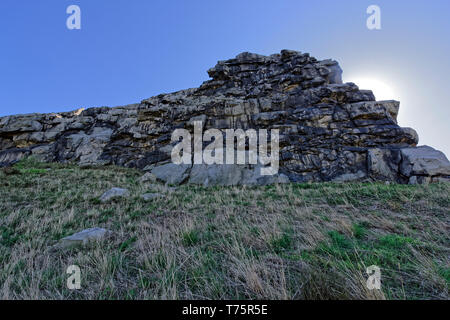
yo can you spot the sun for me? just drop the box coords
[346,78,396,101]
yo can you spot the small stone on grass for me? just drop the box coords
[99,187,129,203]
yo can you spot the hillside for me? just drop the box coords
[0,158,448,300]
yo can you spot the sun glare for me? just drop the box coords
[347,78,396,101]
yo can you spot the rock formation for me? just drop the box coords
[1,50,449,185]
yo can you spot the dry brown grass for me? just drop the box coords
[0,158,448,300]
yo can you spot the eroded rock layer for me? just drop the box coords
[1,50,449,185]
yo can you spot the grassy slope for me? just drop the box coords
[0,158,448,300]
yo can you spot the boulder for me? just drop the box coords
[400,146,450,177]
[141,193,163,201]
[99,188,130,203]
[58,228,111,249]
[367,148,401,181]
[139,172,157,183]
[188,163,290,186]
[332,170,366,183]
[151,163,191,185]
[408,176,431,185]
[0,148,30,167]
[189,164,243,186]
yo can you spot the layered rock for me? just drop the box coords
[1,50,449,185]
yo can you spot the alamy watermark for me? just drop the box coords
[67,265,81,290]
[366,265,381,290]
[65,6,381,32]
[66,5,81,30]
[367,5,381,30]
[171,121,280,176]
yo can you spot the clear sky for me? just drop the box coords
[0,0,449,157]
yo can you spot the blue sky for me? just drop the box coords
[0,0,449,156]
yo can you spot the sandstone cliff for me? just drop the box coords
[1,50,449,185]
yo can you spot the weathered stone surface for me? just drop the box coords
[99,188,130,203]
[431,176,450,184]
[400,146,450,177]
[58,227,111,248]
[0,148,30,165]
[0,50,448,185]
[187,162,289,187]
[152,163,191,185]
[367,148,401,181]
[141,193,163,201]
[140,172,157,183]
[408,175,431,185]
[332,170,367,183]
